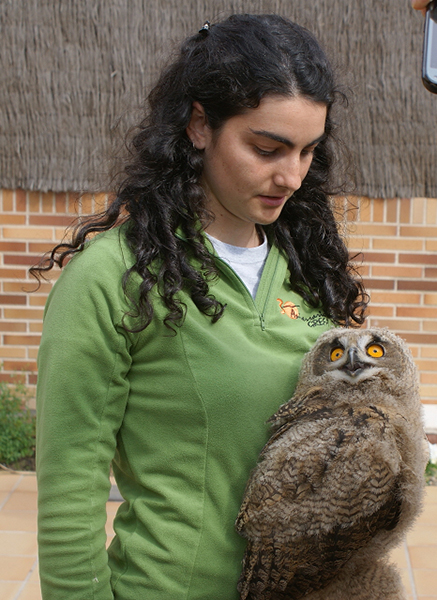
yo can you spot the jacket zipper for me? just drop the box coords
[174,230,278,331]
[214,257,276,331]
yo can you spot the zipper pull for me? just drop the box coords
[260,315,266,331]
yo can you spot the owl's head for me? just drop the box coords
[302,327,415,385]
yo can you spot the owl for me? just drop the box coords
[236,327,428,600]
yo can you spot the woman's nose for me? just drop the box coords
[272,156,305,193]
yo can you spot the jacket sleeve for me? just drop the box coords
[36,239,134,600]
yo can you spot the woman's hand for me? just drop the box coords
[412,0,429,16]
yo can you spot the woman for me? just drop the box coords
[34,14,367,600]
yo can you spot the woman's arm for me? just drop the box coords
[36,234,134,599]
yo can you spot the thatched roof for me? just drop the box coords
[1,0,436,198]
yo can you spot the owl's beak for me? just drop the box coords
[342,347,366,377]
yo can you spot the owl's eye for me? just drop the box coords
[330,347,344,362]
[367,344,385,358]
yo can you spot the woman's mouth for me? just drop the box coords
[258,195,286,207]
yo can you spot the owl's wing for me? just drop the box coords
[236,405,403,600]
[256,387,327,455]
[267,386,325,429]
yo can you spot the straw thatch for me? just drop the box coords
[1,0,436,197]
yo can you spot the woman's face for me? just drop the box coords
[187,95,327,247]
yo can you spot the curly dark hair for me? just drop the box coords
[31,13,368,331]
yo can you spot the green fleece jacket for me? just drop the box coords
[36,226,332,600]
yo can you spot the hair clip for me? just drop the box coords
[198,21,211,36]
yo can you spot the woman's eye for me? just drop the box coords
[367,344,384,358]
[254,146,276,156]
[330,347,344,362]
[301,146,317,157]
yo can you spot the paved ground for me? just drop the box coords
[1,471,436,600]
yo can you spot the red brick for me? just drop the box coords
[29,215,75,227]
[421,346,437,358]
[409,346,420,358]
[399,253,437,264]
[367,306,395,317]
[3,360,37,372]
[402,333,437,344]
[425,267,437,278]
[28,242,57,253]
[346,203,359,222]
[0,322,27,332]
[426,239,437,252]
[3,255,40,266]
[29,295,47,306]
[354,224,398,237]
[366,319,420,331]
[0,373,26,384]
[421,372,437,385]
[400,226,437,237]
[353,265,370,277]
[94,193,109,211]
[412,198,426,224]
[3,335,41,345]
[79,193,94,214]
[42,191,54,213]
[66,192,80,213]
[386,198,398,222]
[2,189,14,211]
[362,252,396,263]
[0,214,26,225]
[3,226,53,240]
[0,268,28,279]
[349,252,364,263]
[372,266,422,278]
[358,197,371,222]
[373,199,384,222]
[15,189,27,211]
[416,359,437,371]
[28,374,38,385]
[400,198,411,223]
[424,293,437,305]
[28,191,41,213]
[397,306,437,319]
[54,192,67,213]
[373,238,423,251]
[4,308,44,320]
[0,242,26,252]
[0,295,27,305]
[363,279,395,290]
[0,347,26,358]
[348,237,371,251]
[398,280,437,291]
[3,281,51,294]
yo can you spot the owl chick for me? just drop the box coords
[236,327,428,600]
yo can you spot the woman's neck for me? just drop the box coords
[204,223,264,248]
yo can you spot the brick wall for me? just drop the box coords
[0,189,108,407]
[1,189,437,428]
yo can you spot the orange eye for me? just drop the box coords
[367,344,384,358]
[330,347,344,362]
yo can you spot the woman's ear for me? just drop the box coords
[186,101,211,150]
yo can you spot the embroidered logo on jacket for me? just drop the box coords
[277,298,299,319]
[277,298,329,327]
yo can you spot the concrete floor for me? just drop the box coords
[0,471,436,600]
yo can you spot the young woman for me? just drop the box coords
[34,14,367,600]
